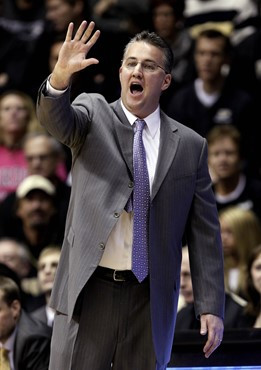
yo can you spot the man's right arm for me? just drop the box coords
[37,21,101,146]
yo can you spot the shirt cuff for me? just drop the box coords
[46,75,68,96]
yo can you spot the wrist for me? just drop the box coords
[50,68,71,90]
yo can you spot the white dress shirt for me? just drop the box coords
[46,305,55,327]
[99,102,161,270]
[0,326,17,370]
[46,80,161,270]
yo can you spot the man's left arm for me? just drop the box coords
[185,138,225,358]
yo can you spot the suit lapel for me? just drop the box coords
[151,112,179,201]
[110,99,134,176]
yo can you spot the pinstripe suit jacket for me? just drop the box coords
[37,83,225,367]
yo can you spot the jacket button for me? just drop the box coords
[128,181,134,188]
[99,243,105,250]
[114,212,120,218]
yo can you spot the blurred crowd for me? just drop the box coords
[0,0,261,368]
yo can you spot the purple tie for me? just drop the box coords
[132,119,150,282]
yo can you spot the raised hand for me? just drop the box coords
[50,21,101,90]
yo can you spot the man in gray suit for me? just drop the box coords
[37,20,225,370]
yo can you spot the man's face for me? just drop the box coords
[38,252,60,294]
[0,291,20,344]
[119,41,171,118]
[180,248,194,304]
[16,190,55,229]
[46,0,76,32]
[208,137,240,181]
[153,4,176,39]
[194,37,228,82]
[24,137,58,178]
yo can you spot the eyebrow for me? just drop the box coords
[125,57,158,63]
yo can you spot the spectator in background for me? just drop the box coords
[0,275,51,369]
[167,29,257,173]
[32,246,61,327]
[45,0,87,34]
[0,238,33,280]
[89,0,151,102]
[183,0,258,45]
[0,239,45,312]
[207,125,261,219]
[150,0,194,108]
[0,0,46,94]
[0,90,43,201]
[0,133,71,244]
[0,175,64,260]
[21,0,91,100]
[219,206,261,298]
[175,246,246,330]
[89,0,149,37]
[238,245,261,328]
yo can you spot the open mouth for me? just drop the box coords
[130,83,143,95]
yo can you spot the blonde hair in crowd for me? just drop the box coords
[219,206,261,294]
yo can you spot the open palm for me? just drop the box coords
[51,21,100,88]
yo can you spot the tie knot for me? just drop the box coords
[135,119,145,132]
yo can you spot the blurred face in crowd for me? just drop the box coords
[24,136,59,178]
[194,36,227,82]
[219,217,237,259]
[208,137,240,181]
[45,0,84,32]
[38,250,60,294]
[0,94,28,141]
[251,252,261,295]
[152,4,176,39]
[0,290,20,344]
[16,190,55,229]
[0,240,30,278]
[180,247,194,304]
[120,41,171,118]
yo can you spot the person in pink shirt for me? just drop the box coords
[0,90,42,201]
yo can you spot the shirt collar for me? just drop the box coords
[120,100,160,139]
[0,326,17,351]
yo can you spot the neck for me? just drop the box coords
[1,133,22,149]
[23,225,47,246]
[215,173,240,196]
[45,292,51,305]
[202,77,224,94]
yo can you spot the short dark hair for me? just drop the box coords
[207,125,241,152]
[196,29,231,56]
[0,276,21,305]
[123,30,174,74]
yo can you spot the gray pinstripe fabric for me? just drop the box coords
[37,83,225,369]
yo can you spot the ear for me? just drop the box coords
[119,66,123,82]
[11,299,21,321]
[161,73,172,91]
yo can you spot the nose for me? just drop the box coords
[132,62,143,77]
[44,265,52,274]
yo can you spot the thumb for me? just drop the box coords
[200,315,208,336]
